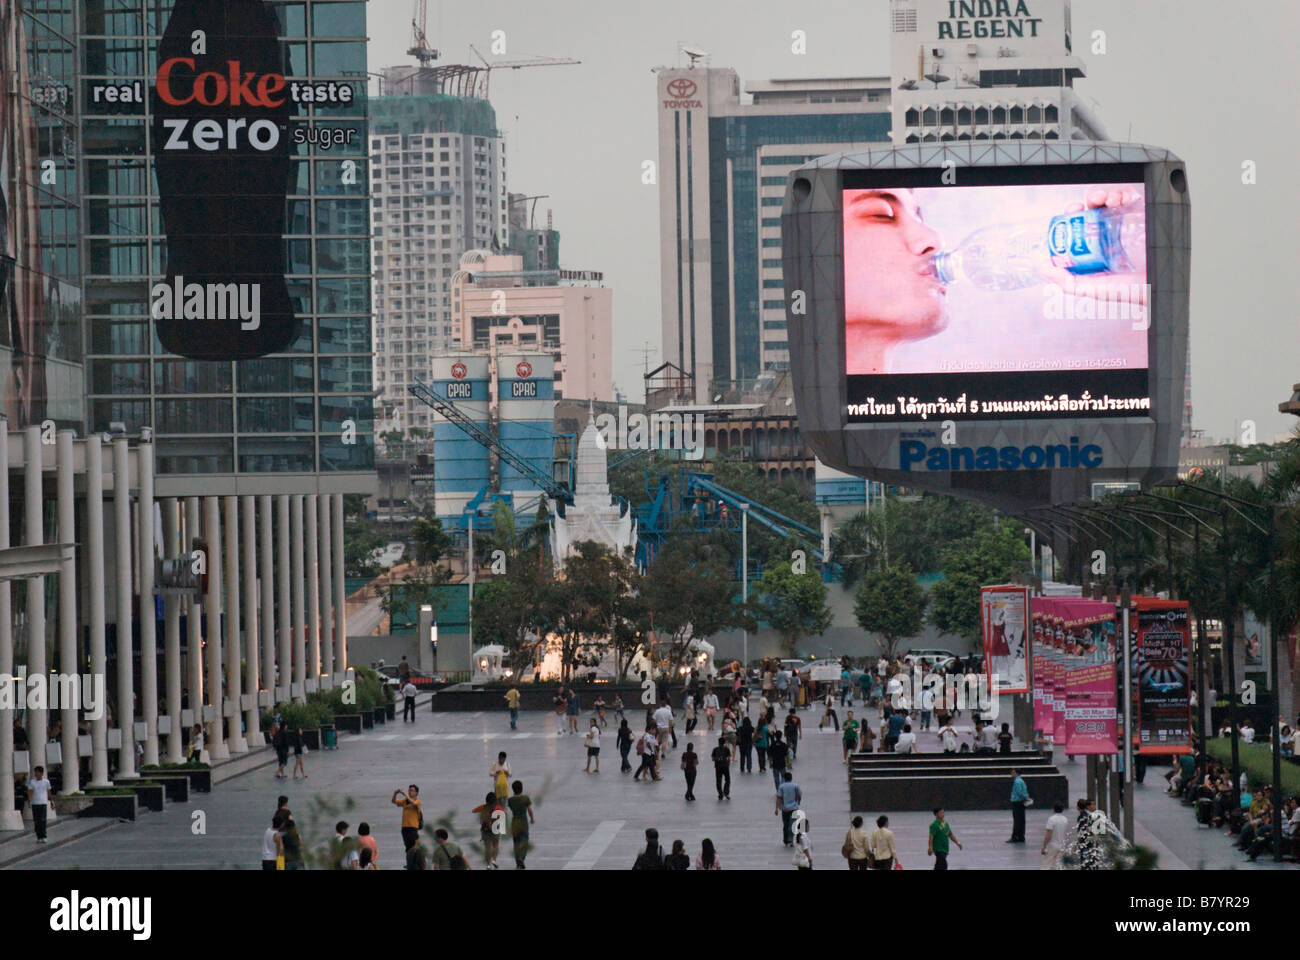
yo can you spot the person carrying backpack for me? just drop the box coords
[472,792,505,869]
[634,725,661,781]
[431,828,469,870]
[632,828,665,870]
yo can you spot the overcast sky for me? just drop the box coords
[366,0,1299,443]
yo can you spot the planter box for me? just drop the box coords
[301,728,322,751]
[139,767,211,793]
[80,794,138,821]
[361,711,375,730]
[115,782,165,813]
[334,714,362,735]
[373,707,387,725]
[147,774,190,803]
[385,703,396,721]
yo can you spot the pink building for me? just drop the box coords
[450,252,613,402]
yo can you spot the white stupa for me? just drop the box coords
[551,412,636,567]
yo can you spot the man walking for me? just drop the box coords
[653,700,674,757]
[567,687,582,733]
[553,687,568,736]
[505,685,520,730]
[401,678,418,722]
[767,731,790,791]
[1007,768,1029,843]
[775,771,802,846]
[711,737,732,800]
[634,725,661,781]
[927,807,962,870]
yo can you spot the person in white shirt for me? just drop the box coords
[1041,802,1069,869]
[584,720,601,773]
[1240,722,1255,744]
[937,721,959,754]
[703,692,720,731]
[895,723,917,754]
[652,703,674,756]
[979,722,999,752]
[262,814,284,870]
[27,766,52,843]
[877,657,888,678]
[401,680,418,722]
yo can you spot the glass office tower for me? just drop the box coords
[81,0,374,484]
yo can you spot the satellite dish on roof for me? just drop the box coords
[924,70,950,86]
[681,45,709,66]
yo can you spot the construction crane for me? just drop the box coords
[468,46,580,97]
[407,0,439,66]
[407,377,573,505]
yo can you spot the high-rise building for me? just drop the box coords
[370,65,508,436]
[450,251,612,402]
[888,0,1106,143]
[656,67,892,401]
[505,191,560,272]
[82,0,375,481]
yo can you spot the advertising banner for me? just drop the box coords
[1059,599,1118,754]
[1134,598,1193,755]
[1031,600,1052,738]
[981,584,1030,694]
[1049,606,1067,743]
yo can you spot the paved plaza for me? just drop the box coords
[2,700,1286,871]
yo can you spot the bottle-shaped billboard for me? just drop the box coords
[150,0,295,360]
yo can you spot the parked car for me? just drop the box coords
[902,648,960,671]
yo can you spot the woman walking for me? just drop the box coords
[680,742,699,801]
[870,815,898,870]
[792,819,813,870]
[616,718,634,772]
[696,838,721,870]
[755,717,770,773]
[843,816,871,870]
[584,719,601,773]
[291,727,307,779]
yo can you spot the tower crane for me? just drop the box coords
[407,0,439,66]
[469,46,580,97]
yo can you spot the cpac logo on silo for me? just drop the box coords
[900,437,1103,471]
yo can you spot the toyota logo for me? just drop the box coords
[666,78,697,98]
[451,362,467,379]
[516,361,533,378]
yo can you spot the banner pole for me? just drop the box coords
[1121,593,1134,843]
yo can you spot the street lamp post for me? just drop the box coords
[741,503,749,678]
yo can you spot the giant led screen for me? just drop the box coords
[842,164,1150,424]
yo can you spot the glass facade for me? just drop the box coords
[1,0,84,430]
[708,113,890,382]
[80,0,373,477]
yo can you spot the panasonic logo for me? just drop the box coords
[900,437,1103,471]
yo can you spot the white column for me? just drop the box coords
[276,495,292,702]
[223,496,246,753]
[163,499,183,763]
[203,496,227,761]
[137,435,158,768]
[24,426,48,780]
[112,436,135,778]
[258,496,274,703]
[305,494,320,685]
[184,497,204,752]
[290,495,306,698]
[332,494,347,674]
[85,436,110,788]
[318,491,334,681]
[0,418,19,831]
[55,431,79,793]
[241,496,260,745]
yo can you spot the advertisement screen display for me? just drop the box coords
[1134,598,1193,755]
[841,165,1150,423]
[981,584,1029,694]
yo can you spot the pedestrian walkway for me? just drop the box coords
[4,704,1276,870]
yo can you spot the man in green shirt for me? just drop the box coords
[507,780,536,869]
[841,712,860,763]
[430,828,470,870]
[928,807,962,870]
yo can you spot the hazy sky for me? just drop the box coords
[366,0,1299,442]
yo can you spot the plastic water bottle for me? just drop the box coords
[932,201,1145,290]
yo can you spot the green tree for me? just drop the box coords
[928,525,1030,641]
[755,560,832,657]
[471,549,557,677]
[642,539,750,670]
[410,511,451,568]
[548,541,628,682]
[854,564,927,659]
